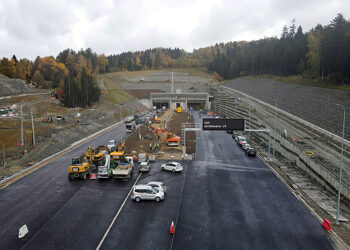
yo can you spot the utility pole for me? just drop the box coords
[335,104,345,225]
[248,107,251,139]
[119,104,122,121]
[171,72,174,93]
[2,144,5,166]
[31,105,35,146]
[273,100,277,159]
[20,104,24,146]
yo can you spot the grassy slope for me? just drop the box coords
[102,76,135,104]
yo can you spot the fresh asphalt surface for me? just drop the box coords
[0,112,334,249]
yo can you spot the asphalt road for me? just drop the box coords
[0,112,335,250]
[0,122,130,250]
[171,112,334,249]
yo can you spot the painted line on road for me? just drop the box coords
[96,172,143,250]
[0,121,124,189]
[170,161,189,250]
[258,154,349,250]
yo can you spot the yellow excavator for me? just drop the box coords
[68,156,91,180]
[84,145,109,163]
[110,141,126,162]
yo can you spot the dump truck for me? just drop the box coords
[68,157,91,180]
[110,141,125,162]
[112,156,134,180]
[154,116,161,123]
[126,121,136,133]
[97,154,111,179]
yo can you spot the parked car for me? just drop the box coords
[161,161,183,172]
[242,143,251,152]
[246,147,257,156]
[238,138,247,147]
[139,161,151,172]
[226,130,233,134]
[235,135,245,143]
[131,185,164,202]
[107,140,117,150]
[147,181,166,193]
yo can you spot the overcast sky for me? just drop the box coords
[0,0,349,60]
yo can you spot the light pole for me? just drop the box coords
[335,104,345,225]
[272,99,277,160]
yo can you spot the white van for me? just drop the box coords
[131,185,164,202]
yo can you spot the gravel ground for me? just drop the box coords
[0,74,46,97]
[126,71,213,84]
[168,111,196,154]
[225,78,350,140]
[121,82,211,94]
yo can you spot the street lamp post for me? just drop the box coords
[335,104,345,225]
[273,100,277,160]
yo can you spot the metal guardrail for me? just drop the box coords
[0,121,123,187]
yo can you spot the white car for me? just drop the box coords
[107,140,117,150]
[161,162,183,172]
[147,181,166,193]
[131,185,164,202]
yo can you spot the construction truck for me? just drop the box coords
[68,157,91,180]
[110,141,125,162]
[97,154,112,179]
[154,116,161,123]
[165,132,181,146]
[111,156,134,180]
[84,146,108,164]
[126,121,136,133]
[155,128,181,147]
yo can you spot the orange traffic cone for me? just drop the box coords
[170,221,175,234]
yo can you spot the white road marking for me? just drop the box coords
[96,172,142,250]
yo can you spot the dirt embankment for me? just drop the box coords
[125,110,196,160]
[168,112,196,154]
[224,78,350,140]
[0,74,46,97]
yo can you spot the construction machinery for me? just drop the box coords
[97,154,112,179]
[111,156,134,180]
[126,121,136,133]
[177,107,182,113]
[154,116,161,123]
[85,145,109,164]
[68,156,91,180]
[110,141,126,162]
[155,128,181,147]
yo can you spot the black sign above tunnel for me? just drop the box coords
[202,118,245,131]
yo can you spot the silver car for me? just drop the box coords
[131,185,164,202]
[161,162,183,172]
[147,181,166,193]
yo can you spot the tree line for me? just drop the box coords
[0,13,349,108]
[205,14,350,83]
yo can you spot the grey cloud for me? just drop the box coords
[0,0,350,60]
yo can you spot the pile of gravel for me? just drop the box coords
[0,74,38,97]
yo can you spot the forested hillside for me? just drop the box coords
[0,13,349,107]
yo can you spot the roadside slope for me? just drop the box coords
[224,78,350,140]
